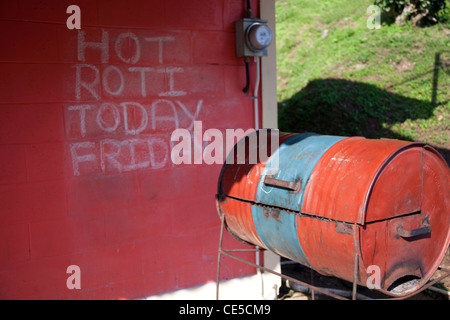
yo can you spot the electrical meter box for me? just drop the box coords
[235,18,272,57]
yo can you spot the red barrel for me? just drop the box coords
[301,138,450,295]
[217,132,450,297]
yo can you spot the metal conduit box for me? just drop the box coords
[216,130,450,297]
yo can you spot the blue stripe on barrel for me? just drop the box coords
[252,133,347,264]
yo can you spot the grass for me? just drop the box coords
[276,0,450,159]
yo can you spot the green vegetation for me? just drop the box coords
[276,0,450,160]
[374,0,448,27]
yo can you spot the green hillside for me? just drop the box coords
[276,0,450,162]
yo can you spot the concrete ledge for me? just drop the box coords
[145,251,281,300]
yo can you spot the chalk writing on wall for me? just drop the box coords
[67,30,204,176]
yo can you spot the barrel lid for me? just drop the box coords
[302,138,450,295]
[364,144,424,223]
[255,133,346,213]
[302,138,429,225]
[359,145,450,295]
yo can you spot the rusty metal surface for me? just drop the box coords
[218,131,298,202]
[217,131,299,248]
[216,195,266,248]
[296,217,358,284]
[263,175,301,192]
[216,131,450,297]
[358,146,450,296]
[253,205,311,266]
[364,146,423,223]
[302,137,413,224]
[255,133,345,212]
[251,133,346,268]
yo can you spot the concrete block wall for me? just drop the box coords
[0,0,263,299]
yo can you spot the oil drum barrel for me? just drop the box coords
[216,130,450,297]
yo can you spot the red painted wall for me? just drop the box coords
[0,0,262,299]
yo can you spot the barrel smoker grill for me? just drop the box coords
[216,131,450,298]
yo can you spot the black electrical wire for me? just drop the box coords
[242,58,250,93]
[242,0,252,93]
[246,0,253,18]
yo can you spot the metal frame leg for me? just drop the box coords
[216,216,450,301]
[216,214,225,300]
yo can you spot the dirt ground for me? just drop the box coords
[278,247,450,300]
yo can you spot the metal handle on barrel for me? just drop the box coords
[263,175,300,192]
[397,223,431,238]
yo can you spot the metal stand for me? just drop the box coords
[216,215,450,300]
